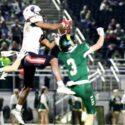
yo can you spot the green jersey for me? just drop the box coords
[58,43,89,81]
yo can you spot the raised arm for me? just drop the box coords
[30,16,71,33]
[89,27,105,52]
[35,21,64,30]
[84,27,105,57]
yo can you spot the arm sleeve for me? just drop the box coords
[81,43,90,53]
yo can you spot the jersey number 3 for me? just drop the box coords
[67,58,77,76]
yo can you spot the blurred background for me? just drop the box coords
[0,0,125,124]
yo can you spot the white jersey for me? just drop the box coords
[21,22,43,54]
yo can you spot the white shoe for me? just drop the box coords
[11,109,25,125]
[57,86,75,94]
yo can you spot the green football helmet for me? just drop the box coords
[59,34,75,52]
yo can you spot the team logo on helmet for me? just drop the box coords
[59,34,75,52]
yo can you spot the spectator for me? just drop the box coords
[11,41,19,51]
[10,89,19,125]
[121,91,125,125]
[0,98,4,124]
[0,35,10,51]
[0,21,10,38]
[28,0,36,4]
[108,18,117,30]
[10,88,19,110]
[11,20,22,45]
[114,23,124,40]
[109,89,122,125]
[105,23,125,59]
[106,25,114,35]
[114,23,125,58]
[0,10,5,24]
[69,96,83,125]
[38,86,49,125]
[99,0,112,12]
[12,0,25,21]
[81,10,95,31]
[105,28,118,60]
[80,5,88,21]
[0,42,9,51]
[99,0,112,28]
[0,1,11,21]
[23,0,32,5]
[109,0,125,6]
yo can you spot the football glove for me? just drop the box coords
[52,33,60,46]
[61,18,72,34]
[96,27,105,36]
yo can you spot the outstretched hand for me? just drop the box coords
[96,27,105,36]
[60,18,72,35]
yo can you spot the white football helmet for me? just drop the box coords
[23,5,41,21]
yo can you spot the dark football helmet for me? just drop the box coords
[59,34,75,52]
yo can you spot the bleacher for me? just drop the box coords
[0,0,125,124]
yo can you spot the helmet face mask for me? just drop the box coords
[59,34,75,52]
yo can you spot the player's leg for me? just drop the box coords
[80,85,96,125]
[25,53,74,94]
[50,57,75,94]
[12,66,36,125]
[70,83,96,125]
[11,88,30,125]
[85,114,95,125]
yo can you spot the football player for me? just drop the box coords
[0,5,74,124]
[57,27,105,125]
